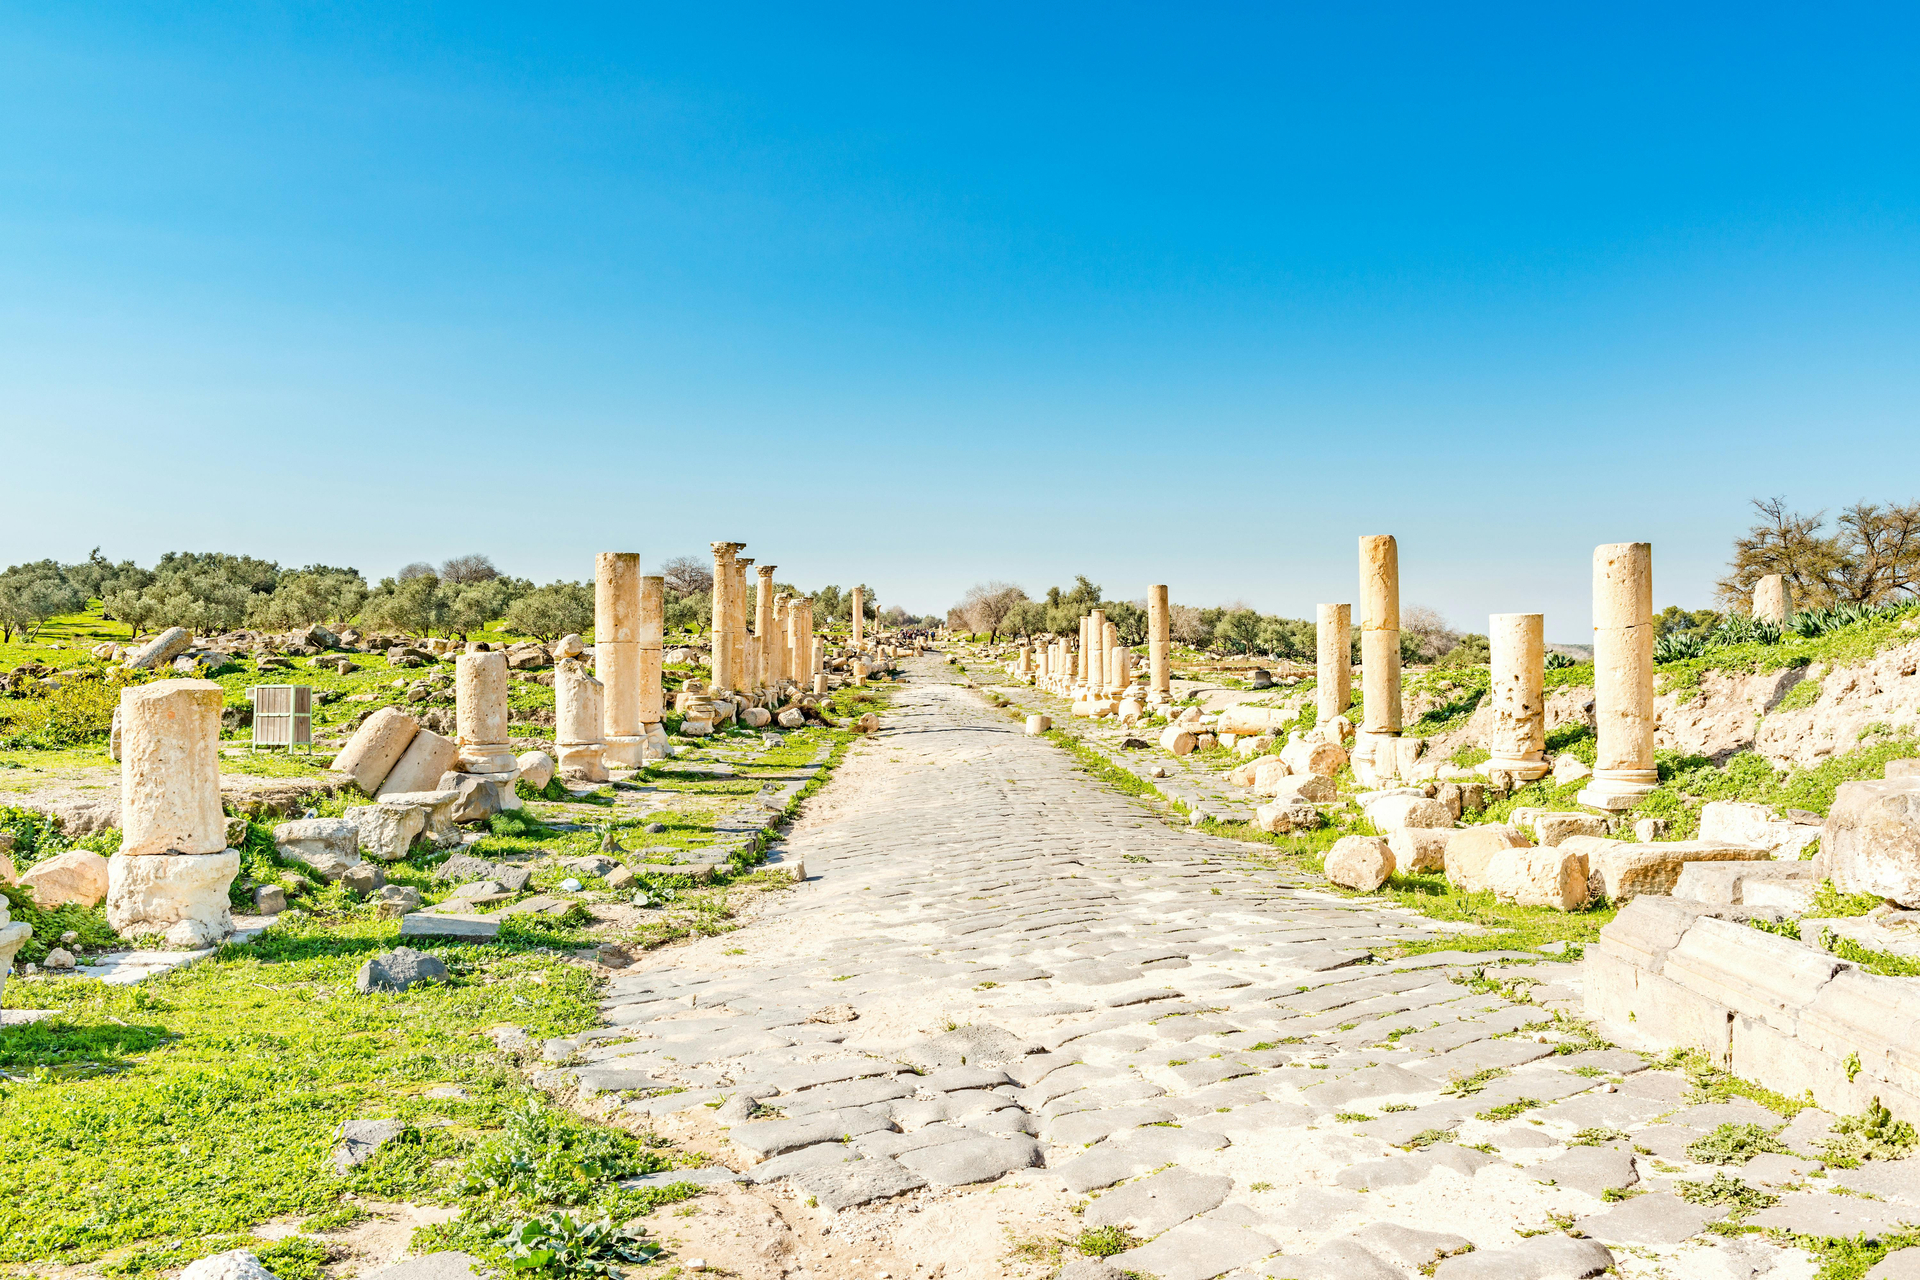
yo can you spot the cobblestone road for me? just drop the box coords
[553,659,1851,1280]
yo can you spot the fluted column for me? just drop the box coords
[1483,613,1549,782]
[597,552,645,766]
[1315,603,1351,727]
[1148,584,1171,698]
[1355,535,1402,779]
[1579,542,1658,810]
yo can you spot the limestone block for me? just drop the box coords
[773,709,803,730]
[1025,715,1051,736]
[1699,800,1822,860]
[1268,775,1336,804]
[126,626,193,671]
[1250,757,1294,796]
[557,743,609,783]
[375,790,462,843]
[1159,727,1197,756]
[17,848,111,908]
[1891,760,1920,779]
[1234,734,1277,758]
[515,750,555,790]
[1553,755,1593,785]
[1217,706,1293,735]
[345,804,427,861]
[1563,836,1770,902]
[274,818,362,880]
[1535,811,1610,846]
[1367,794,1451,832]
[1820,778,1920,905]
[376,728,459,798]
[556,633,586,658]
[119,679,226,857]
[436,772,516,823]
[1254,800,1320,834]
[741,707,772,728]
[105,849,239,946]
[333,706,420,795]
[1488,846,1591,911]
[1672,859,1816,905]
[1227,760,1258,788]
[1445,825,1532,893]
[0,849,13,885]
[1326,836,1395,891]
[1388,827,1451,874]
[555,659,605,747]
[454,651,512,770]
[1281,737,1347,778]
[855,713,880,734]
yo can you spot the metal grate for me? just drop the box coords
[249,684,313,753]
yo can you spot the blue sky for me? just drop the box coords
[4,3,1918,637]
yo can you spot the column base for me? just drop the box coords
[641,723,670,760]
[104,849,239,948]
[1577,769,1659,811]
[557,742,609,782]
[458,745,517,774]
[1479,754,1550,783]
[602,735,647,767]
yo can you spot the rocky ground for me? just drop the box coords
[518,657,1915,1280]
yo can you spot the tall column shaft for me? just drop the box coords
[1357,535,1402,775]
[773,595,791,684]
[1484,612,1549,781]
[638,575,665,726]
[1088,609,1107,697]
[597,552,645,765]
[119,679,227,857]
[784,597,802,687]
[1103,621,1121,694]
[1580,542,1658,810]
[1315,603,1352,726]
[1148,584,1171,696]
[757,566,778,687]
[731,557,751,692]
[710,542,743,691]
[852,586,865,650]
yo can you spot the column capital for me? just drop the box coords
[759,564,777,578]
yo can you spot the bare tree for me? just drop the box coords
[958,581,1028,642]
[440,553,499,584]
[1400,604,1459,663]
[1715,496,1920,609]
[397,562,436,581]
[659,555,715,597]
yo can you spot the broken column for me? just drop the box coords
[455,650,516,775]
[555,659,609,782]
[852,585,865,652]
[1580,542,1658,810]
[757,565,778,689]
[108,678,239,946]
[710,542,744,692]
[1354,535,1402,782]
[597,552,645,767]
[639,575,666,748]
[1316,603,1351,727]
[1482,612,1549,783]
[1087,610,1107,700]
[1753,574,1792,624]
[1148,584,1171,701]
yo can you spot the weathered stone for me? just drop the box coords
[742,707,772,728]
[1487,845,1591,910]
[1433,1235,1614,1279]
[1534,811,1609,845]
[1325,836,1395,891]
[1026,714,1051,735]
[356,946,449,993]
[790,1157,928,1209]
[1564,836,1770,901]
[339,862,385,895]
[120,679,227,857]
[1672,859,1817,905]
[1367,794,1451,831]
[1580,542,1658,810]
[1388,827,1452,873]
[515,751,555,790]
[373,789,462,843]
[344,804,426,862]
[400,912,499,939]
[104,849,239,946]
[1254,799,1320,834]
[1445,824,1532,893]
[178,1250,277,1280]
[253,884,286,914]
[373,884,423,916]
[125,626,192,671]
[1820,777,1920,906]
[17,848,110,908]
[332,706,420,795]
[1281,737,1347,778]
[1082,1166,1232,1236]
[375,728,459,798]
[1159,726,1197,756]
[1700,800,1821,859]
[333,1117,409,1172]
[273,818,361,880]
[895,1134,1042,1186]
[435,771,514,823]
[1268,774,1336,803]
[775,709,805,729]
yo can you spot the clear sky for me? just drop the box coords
[4,3,1918,638]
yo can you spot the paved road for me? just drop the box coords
[550,660,1846,1280]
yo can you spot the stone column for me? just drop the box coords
[1580,542,1658,810]
[757,565,778,688]
[1355,536,1402,779]
[1088,610,1107,698]
[773,594,791,685]
[1103,620,1122,695]
[108,678,238,946]
[455,651,516,774]
[732,556,752,692]
[852,586,865,651]
[785,595,804,688]
[1483,613,1549,782]
[1316,603,1352,726]
[710,542,744,692]
[1753,575,1792,624]
[596,552,645,767]
[639,575,665,738]
[555,659,608,782]
[1148,584,1171,698]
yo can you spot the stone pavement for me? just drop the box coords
[541,657,1879,1280]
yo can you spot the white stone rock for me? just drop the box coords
[1025,714,1052,735]
[1268,774,1337,804]
[332,706,420,795]
[344,805,427,862]
[119,679,227,857]
[1387,827,1452,874]
[377,728,460,798]
[1366,794,1452,831]
[1487,846,1591,911]
[1445,825,1533,893]
[273,818,362,880]
[125,626,193,671]
[179,1249,277,1280]
[1325,836,1395,891]
[1159,726,1197,756]
[1553,754,1593,784]
[1700,800,1822,859]
[105,849,239,945]
[1534,811,1610,846]
[17,848,110,908]
[514,750,555,791]
[1250,757,1294,796]
[1281,737,1348,778]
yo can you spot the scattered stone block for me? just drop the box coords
[332,706,420,795]
[1445,824,1532,892]
[1325,836,1394,891]
[338,862,385,895]
[252,885,285,914]
[373,885,423,916]
[125,627,193,672]
[1701,800,1822,859]
[356,946,448,993]
[376,728,460,798]
[1388,827,1451,873]
[1672,859,1816,905]
[400,912,499,940]
[333,1117,409,1172]
[1487,845,1591,911]
[17,848,110,908]
[178,1250,277,1280]
[1367,794,1451,831]
[1534,811,1609,845]
[1821,776,1920,906]
[1254,799,1319,834]
[273,818,362,881]
[1563,836,1770,901]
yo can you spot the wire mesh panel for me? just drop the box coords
[250,685,313,751]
